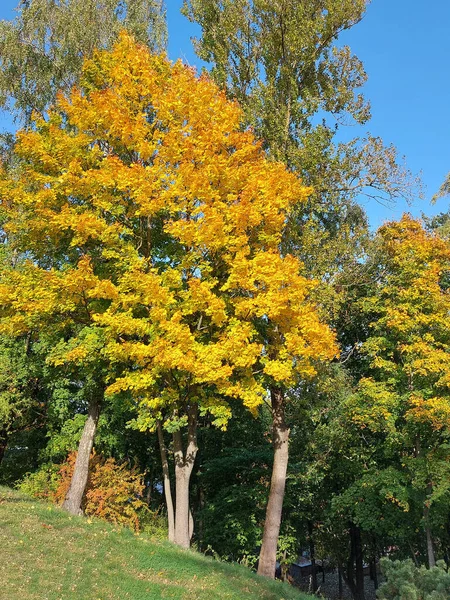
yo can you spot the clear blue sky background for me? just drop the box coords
[1,0,449,229]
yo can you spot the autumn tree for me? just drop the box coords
[0,0,167,514]
[182,0,418,285]
[181,0,425,578]
[0,0,166,125]
[345,216,450,568]
[0,34,336,544]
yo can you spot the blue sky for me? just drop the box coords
[1,0,449,229]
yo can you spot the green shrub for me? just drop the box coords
[138,508,168,540]
[378,558,450,600]
[17,464,61,500]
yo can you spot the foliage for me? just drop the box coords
[433,173,450,203]
[0,0,166,124]
[20,451,149,531]
[350,216,450,491]
[0,33,336,437]
[183,0,370,156]
[329,216,450,570]
[0,1,446,588]
[0,486,309,600]
[377,558,450,600]
[182,0,419,293]
[56,451,149,531]
[0,336,43,437]
[17,462,61,500]
[198,446,271,564]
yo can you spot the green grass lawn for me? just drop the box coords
[0,486,311,600]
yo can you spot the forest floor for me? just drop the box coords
[0,486,310,600]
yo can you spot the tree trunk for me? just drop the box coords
[189,509,194,542]
[62,398,100,516]
[344,530,357,600]
[425,516,436,568]
[174,455,190,548]
[353,524,365,600]
[338,566,344,600]
[344,524,366,600]
[0,428,8,466]
[173,407,198,549]
[258,387,290,578]
[371,559,378,590]
[157,420,175,542]
[409,542,419,567]
[198,484,205,549]
[308,520,318,592]
[424,483,436,568]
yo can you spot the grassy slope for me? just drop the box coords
[0,486,311,600]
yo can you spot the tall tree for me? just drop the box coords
[347,216,450,568]
[0,0,166,125]
[182,0,419,576]
[0,34,336,541]
[182,0,418,279]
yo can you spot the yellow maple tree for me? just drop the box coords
[0,33,336,547]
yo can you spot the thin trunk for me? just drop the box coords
[409,542,419,567]
[338,566,343,600]
[157,420,175,542]
[308,520,318,592]
[372,559,378,590]
[173,407,198,549]
[354,525,365,600]
[425,511,436,568]
[258,387,290,579]
[344,533,357,600]
[281,550,288,582]
[0,428,8,466]
[343,524,366,600]
[198,484,205,548]
[417,435,436,570]
[145,472,152,504]
[424,483,436,568]
[62,398,100,516]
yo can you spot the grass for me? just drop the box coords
[0,486,311,600]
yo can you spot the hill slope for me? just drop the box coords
[0,486,310,600]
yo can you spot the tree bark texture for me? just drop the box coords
[173,406,198,549]
[62,398,100,516]
[157,420,175,542]
[258,387,290,579]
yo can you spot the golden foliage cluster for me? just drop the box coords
[54,451,147,531]
[0,33,336,430]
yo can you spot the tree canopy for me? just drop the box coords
[0,4,448,600]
